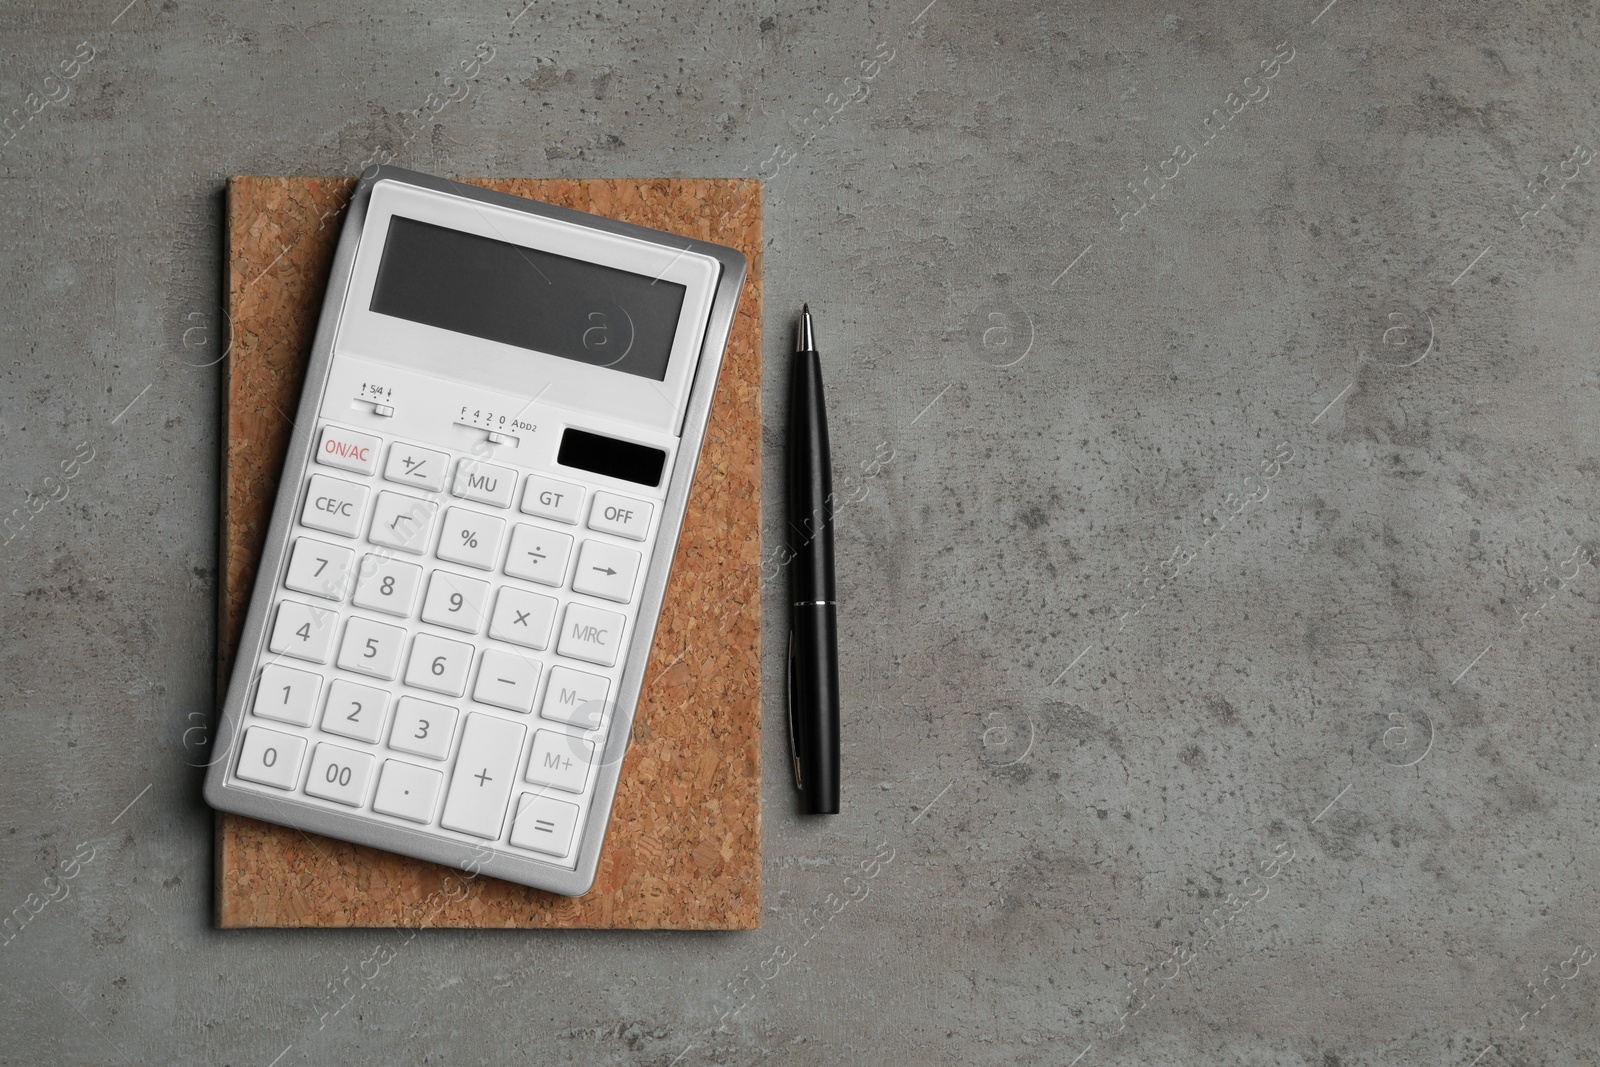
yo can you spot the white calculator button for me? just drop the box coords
[452,459,516,508]
[540,666,610,730]
[437,507,505,570]
[304,742,377,807]
[525,730,594,793]
[336,616,407,681]
[373,759,444,824]
[440,713,526,839]
[284,537,356,601]
[556,603,626,667]
[368,491,439,555]
[405,632,474,696]
[351,555,424,617]
[388,697,458,761]
[320,678,391,744]
[488,586,558,649]
[587,491,652,541]
[571,540,642,604]
[301,475,369,539]
[268,600,339,664]
[504,524,573,587]
[520,475,584,524]
[235,726,307,790]
[510,793,581,856]
[253,664,321,727]
[315,425,380,476]
[420,570,491,633]
[383,442,448,493]
[473,648,541,713]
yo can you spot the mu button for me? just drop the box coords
[555,603,625,667]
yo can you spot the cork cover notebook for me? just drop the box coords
[215,176,762,929]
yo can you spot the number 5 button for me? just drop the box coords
[337,617,406,681]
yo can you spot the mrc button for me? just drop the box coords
[315,425,380,476]
[587,492,652,541]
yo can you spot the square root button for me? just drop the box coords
[510,792,581,856]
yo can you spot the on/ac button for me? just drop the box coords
[316,425,381,476]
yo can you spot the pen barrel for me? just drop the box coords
[786,348,835,603]
[787,343,839,813]
[791,603,840,814]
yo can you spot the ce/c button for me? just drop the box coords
[300,474,370,539]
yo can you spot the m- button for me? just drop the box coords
[587,492,652,541]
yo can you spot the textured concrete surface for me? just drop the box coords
[3,0,1599,1063]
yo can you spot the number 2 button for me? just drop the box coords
[337,617,406,681]
[320,678,390,744]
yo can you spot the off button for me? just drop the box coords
[587,491,652,542]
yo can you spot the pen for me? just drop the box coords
[786,304,841,815]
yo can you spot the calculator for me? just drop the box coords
[204,167,747,896]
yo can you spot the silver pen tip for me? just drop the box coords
[797,305,815,352]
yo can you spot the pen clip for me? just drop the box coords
[786,630,803,791]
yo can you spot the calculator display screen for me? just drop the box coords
[369,216,687,381]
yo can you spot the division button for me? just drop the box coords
[504,524,573,587]
[315,425,381,476]
[440,713,526,839]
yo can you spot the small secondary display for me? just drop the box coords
[558,427,667,487]
[370,216,687,381]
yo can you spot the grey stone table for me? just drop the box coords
[2,1,1597,1063]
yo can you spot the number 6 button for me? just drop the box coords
[337,617,406,681]
[405,633,473,697]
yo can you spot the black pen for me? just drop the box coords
[786,305,841,814]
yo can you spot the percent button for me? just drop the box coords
[437,506,506,571]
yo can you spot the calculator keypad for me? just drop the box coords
[234,420,659,866]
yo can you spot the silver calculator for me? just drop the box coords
[204,167,747,896]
